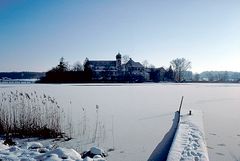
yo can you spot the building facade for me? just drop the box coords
[84,53,148,81]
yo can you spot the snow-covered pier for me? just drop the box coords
[167,110,209,161]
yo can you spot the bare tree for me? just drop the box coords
[170,58,191,82]
[142,60,149,68]
[149,64,155,68]
[206,72,214,82]
[193,73,200,81]
[222,71,229,82]
[72,61,83,71]
[122,55,130,64]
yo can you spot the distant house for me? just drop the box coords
[149,67,166,82]
[123,58,144,74]
[84,53,148,81]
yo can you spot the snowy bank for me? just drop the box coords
[0,140,107,161]
[167,110,209,161]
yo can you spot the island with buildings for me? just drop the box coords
[39,53,175,83]
[38,52,240,83]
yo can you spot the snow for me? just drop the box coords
[167,110,209,161]
[38,147,82,160]
[27,142,44,149]
[0,141,8,150]
[1,83,240,161]
[148,111,180,161]
[0,140,106,161]
[90,147,105,155]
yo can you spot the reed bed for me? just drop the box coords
[0,90,64,138]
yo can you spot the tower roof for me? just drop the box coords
[116,53,121,59]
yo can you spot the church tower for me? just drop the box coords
[116,52,122,70]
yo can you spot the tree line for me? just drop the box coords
[194,71,240,82]
[38,57,91,83]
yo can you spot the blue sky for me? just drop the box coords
[0,0,240,72]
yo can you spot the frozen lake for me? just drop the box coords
[0,83,240,161]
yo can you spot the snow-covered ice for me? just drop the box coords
[148,111,180,161]
[0,83,240,161]
[167,110,209,161]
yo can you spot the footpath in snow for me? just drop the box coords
[167,110,209,161]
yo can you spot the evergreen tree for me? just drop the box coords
[165,65,174,81]
[57,57,69,72]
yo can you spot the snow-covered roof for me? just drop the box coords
[125,58,144,68]
[88,60,116,67]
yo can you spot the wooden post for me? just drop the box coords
[178,96,184,114]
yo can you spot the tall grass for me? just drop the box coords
[0,90,65,138]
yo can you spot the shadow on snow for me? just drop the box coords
[148,111,180,161]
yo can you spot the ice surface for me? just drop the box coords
[148,111,180,161]
[1,83,240,161]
